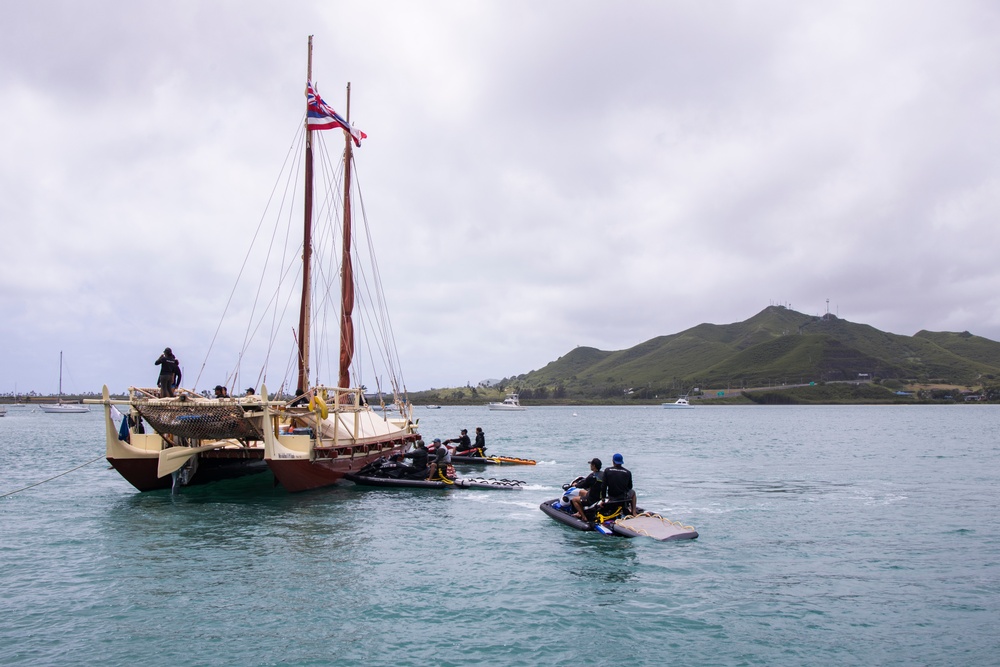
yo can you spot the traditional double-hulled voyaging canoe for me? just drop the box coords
[94,37,419,492]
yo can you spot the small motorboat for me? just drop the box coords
[662,397,693,409]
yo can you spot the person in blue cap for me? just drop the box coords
[426,438,452,481]
[602,453,636,515]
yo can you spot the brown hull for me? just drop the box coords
[108,449,268,492]
[267,446,406,492]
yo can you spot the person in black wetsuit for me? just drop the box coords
[403,440,430,477]
[571,458,604,521]
[154,348,181,398]
[445,429,473,455]
[602,453,636,515]
[473,427,486,455]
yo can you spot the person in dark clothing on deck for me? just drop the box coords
[473,427,486,455]
[602,453,636,515]
[571,458,604,521]
[154,348,181,398]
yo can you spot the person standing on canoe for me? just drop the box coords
[603,453,636,516]
[154,347,181,398]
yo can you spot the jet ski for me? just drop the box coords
[346,457,526,491]
[539,478,697,541]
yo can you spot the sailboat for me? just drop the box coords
[39,352,89,413]
[93,37,420,492]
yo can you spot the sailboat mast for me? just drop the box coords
[338,83,355,390]
[297,36,315,394]
[58,350,64,402]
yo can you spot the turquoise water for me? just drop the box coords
[1,405,998,666]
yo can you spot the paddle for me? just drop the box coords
[156,444,221,478]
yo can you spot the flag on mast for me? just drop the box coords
[306,82,366,146]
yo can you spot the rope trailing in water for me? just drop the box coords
[0,455,107,499]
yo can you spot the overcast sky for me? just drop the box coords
[3,1,1000,396]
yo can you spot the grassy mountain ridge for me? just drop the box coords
[510,306,1000,398]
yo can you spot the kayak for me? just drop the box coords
[539,498,698,541]
[450,454,536,465]
[347,473,526,490]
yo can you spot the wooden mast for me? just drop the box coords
[296,36,315,394]
[338,83,355,390]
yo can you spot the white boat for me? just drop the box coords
[0,405,6,417]
[662,397,693,409]
[92,38,419,492]
[424,405,441,409]
[488,394,526,411]
[39,352,90,414]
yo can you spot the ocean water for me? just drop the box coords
[1,404,998,666]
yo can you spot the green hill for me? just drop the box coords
[501,306,1000,399]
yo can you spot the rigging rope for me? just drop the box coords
[0,455,106,499]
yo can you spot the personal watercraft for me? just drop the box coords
[539,478,698,541]
[346,457,526,490]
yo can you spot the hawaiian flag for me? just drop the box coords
[306,81,366,146]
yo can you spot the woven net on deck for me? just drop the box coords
[135,402,265,441]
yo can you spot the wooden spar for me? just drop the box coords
[338,83,354,390]
[297,36,314,394]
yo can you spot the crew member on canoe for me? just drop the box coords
[444,429,473,455]
[154,347,181,398]
[571,458,604,522]
[602,453,636,515]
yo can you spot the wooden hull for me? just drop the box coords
[108,449,269,492]
[266,446,406,492]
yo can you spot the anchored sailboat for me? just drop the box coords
[39,352,89,414]
[93,37,419,491]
